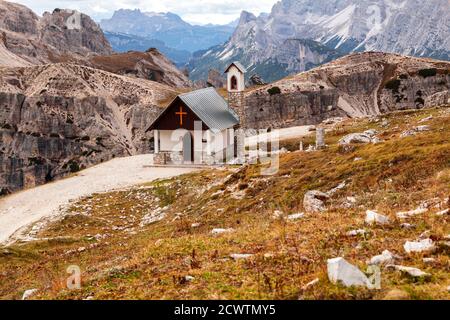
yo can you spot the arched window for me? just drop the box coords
[230,75,237,90]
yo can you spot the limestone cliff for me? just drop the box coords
[0,63,178,194]
[243,52,450,129]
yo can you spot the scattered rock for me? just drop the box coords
[346,229,367,236]
[404,239,435,253]
[286,213,305,221]
[303,190,329,213]
[422,258,436,264]
[365,210,390,225]
[184,275,195,282]
[327,257,371,288]
[247,73,267,86]
[436,208,449,216]
[400,125,431,138]
[211,228,234,235]
[272,210,284,219]
[83,296,94,300]
[22,288,38,300]
[415,125,431,132]
[301,278,319,291]
[339,133,372,145]
[140,208,166,226]
[327,181,346,196]
[383,289,410,300]
[418,115,433,123]
[386,265,430,279]
[191,223,201,228]
[396,207,428,219]
[230,253,254,260]
[400,223,415,229]
[368,250,396,265]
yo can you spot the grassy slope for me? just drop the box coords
[0,107,449,300]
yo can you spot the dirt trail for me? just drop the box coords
[0,154,198,245]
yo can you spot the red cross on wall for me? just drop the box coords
[175,106,187,126]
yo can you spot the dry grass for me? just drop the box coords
[0,107,449,300]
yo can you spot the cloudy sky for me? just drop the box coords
[13,0,279,25]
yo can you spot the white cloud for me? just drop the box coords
[12,0,278,25]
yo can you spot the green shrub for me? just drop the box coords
[385,79,401,93]
[418,68,437,78]
[267,87,281,95]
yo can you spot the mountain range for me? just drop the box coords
[188,0,450,82]
[100,9,236,64]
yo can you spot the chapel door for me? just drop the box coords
[182,132,193,163]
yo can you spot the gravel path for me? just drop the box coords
[0,155,198,245]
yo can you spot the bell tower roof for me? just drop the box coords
[224,61,247,74]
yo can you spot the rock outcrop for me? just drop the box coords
[242,52,450,129]
[0,1,113,66]
[88,49,190,88]
[0,63,178,194]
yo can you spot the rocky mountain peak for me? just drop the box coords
[189,0,450,82]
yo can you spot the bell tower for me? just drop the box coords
[225,61,246,127]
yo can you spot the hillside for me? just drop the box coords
[0,63,179,194]
[242,52,450,129]
[0,106,448,299]
[190,0,450,82]
[89,49,190,88]
[0,1,112,66]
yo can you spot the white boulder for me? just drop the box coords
[22,289,38,300]
[286,213,305,221]
[230,253,254,260]
[403,238,435,253]
[386,265,430,278]
[368,250,396,265]
[436,208,449,216]
[211,228,234,235]
[327,257,371,288]
[303,190,329,213]
[396,207,428,219]
[339,133,372,145]
[346,229,367,236]
[365,210,390,225]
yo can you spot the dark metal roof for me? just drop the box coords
[224,61,247,74]
[147,87,239,133]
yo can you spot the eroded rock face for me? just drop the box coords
[0,3,112,66]
[0,63,178,194]
[242,52,450,129]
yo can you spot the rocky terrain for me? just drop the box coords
[242,52,450,129]
[0,63,179,194]
[89,49,190,88]
[190,0,450,82]
[0,106,448,300]
[0,1,112,66]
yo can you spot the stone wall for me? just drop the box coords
[228,91,245,127]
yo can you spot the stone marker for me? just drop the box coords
[316,127,325,149]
